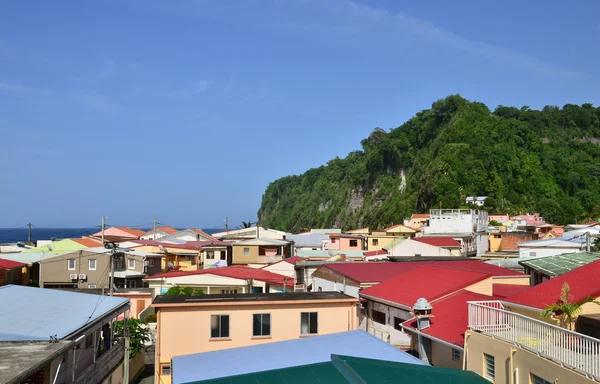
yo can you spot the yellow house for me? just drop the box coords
[231,238,291,265]
[489,231,502,252]
[385,224,417,238]
[133,245,199,272]
[365,234,398,252]
[153,292,357,384]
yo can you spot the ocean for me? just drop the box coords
[0,227,222,244]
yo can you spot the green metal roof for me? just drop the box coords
[519,252,600,277]
[382,237,406,251]
[185,354,489,384]
[22,239,86,254]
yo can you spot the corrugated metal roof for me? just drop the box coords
[233,238,289,246]
[171,330,425,383]
[519,252,600,277]
[286,234,329,247]
[0,251,59,264]
[0,257,26,270]
[295,249,365,258]
[0,285,128,341]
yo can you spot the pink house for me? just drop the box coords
[324,234,364,251]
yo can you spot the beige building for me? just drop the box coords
[152,292,357,384]
[231,238,291,265]
[39,249,161,289]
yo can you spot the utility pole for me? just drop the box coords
[123,310,130,384]
[586,231,591,253]
[101,216,105,245]
[153,217,157,240]
[27,223,32,243]
[109,250,115,296]
[225,217,229,232]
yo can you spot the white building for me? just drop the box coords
[212,226,287,241]
[160,229,216,243]
[423,209,489,256]
[518,237,585,258]
[387,237,461,257]
[465,196,488,207]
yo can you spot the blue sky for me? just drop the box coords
[0,0,598,229]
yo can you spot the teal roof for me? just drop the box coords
[186,354,489,384]
[519,252,600,277]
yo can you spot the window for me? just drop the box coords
[452,348,461,362]
[300,312,318,335]
[531,373,552,384]
[88,284,97,289]
[253,314,271,337]
[349,240,358,247]
[222,289,237,294]
[493,234,501,239]
[393,316,403,331]
[127,259,135,269]
[211,315,230,338]
[372,310,386,325]
[243,247,250,256]
[372,239,379,246]
[206,251,215,259]
[529,251,537,257]
[148,259,155,267]
[67,259,76,270]
[483,353,495,380]
[161,364,171,376]
[220,251,226,260]
[88,259,96,271]
[331,238,336,243]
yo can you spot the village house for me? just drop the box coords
[286,231,331,251]
[212,226,287,241]
[140,225,178,240]
[465,196,487,207]
[144,265,295,296]
[386,237,462,257]
[489,231,537,253]
[294,249,366,261]
[159,228,217,243]
[518,236,585,258]
[170,330,426,384]
[323,233,365,251]
[260,256,303,279]
[489,214,510,222]
[0,285,132,384]
[132,240,230,271]
[38,248,161,289]
[344,227,370,235]
[465,261,600,384]
[152,292,357,384]
[423,209,489,256]
[0,257,26,286]
[405,213,430,229]
[231,238,292,265]
[91,227,145,242]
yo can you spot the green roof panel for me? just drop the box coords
[519,252,600,277]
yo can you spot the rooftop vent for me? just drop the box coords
[413,297,433,330]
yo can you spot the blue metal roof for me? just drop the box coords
[172,330,425,384]
[0,285,129,341]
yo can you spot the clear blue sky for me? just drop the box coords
[1,0,598,228]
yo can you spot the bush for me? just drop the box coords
[144,313,157,323]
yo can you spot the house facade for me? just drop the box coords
[231,238,291,265]
[153,292,357,384]
[423,209,489,256]
[323,234,365,251]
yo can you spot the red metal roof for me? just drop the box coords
[283,256,303,265]
[414,237,461,247]
[363,250,388,257]
[505,259,600,309]
[360,266,491,307]
[144,266,294,288]
[319,260,522,284]
[402,290,496,347]
[492,284,530,299]
[0,258,26,270]
[411,214,430,219]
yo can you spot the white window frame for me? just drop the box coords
[452,348,461,362]
[484,353,495,380]
[68,259,76,270]
[88,259,97,271]
[210,314,230,339]
[206,251,215,260]
[243,247,250,256]
[88,284,97,289]
[127,258,135,270]
[300,312,318,335]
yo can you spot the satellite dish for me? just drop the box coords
[158,245,166,252]
[47,244,53,251]
[167,261,175,270]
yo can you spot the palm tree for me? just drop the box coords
[541,282,599,330]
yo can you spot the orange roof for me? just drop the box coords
[191,229,219,241]
[158,226,177,234]
[410,214,430,219]
[121,228,145,237]
[71,237,102,247]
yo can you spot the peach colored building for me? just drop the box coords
[153,292,357,384]
[323,234,364,251]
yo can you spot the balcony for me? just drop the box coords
[76,340,124,384]
[468,301,600,381]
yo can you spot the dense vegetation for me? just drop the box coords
[258,95,600,232]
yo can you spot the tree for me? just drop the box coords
[115,318,149,358]
[489,220,502,227]
[164,286,204,296]
[541,282,599,330]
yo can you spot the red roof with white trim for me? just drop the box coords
[505,259,600,309]
[360,266,491,307]
[0,258,26,270]
[144,266,294,288]
[318,260,522,284]
[401,290,496,347]
[363,250,389,257]
[414,237,461,248]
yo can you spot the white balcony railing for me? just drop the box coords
[468,301,600,381]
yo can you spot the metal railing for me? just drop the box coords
[468,301,600,381]
[76,340,124,384]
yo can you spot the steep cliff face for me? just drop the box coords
[258,95,600,232]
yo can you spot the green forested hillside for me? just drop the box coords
[258,95,600,232]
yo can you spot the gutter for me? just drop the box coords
[399,324,464,351]
[63,300,131,340]
[359,294,411,311]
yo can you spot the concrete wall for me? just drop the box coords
[465,330,595,384]
[232,245,259,264]
[388,239,453,257]
[364,299,412,347]
[262,261,295,278]
[425,210,488,234]
[312,276,360,297]
[155,300,356,384]
[491,276,531,286]
[200,249,227,269]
